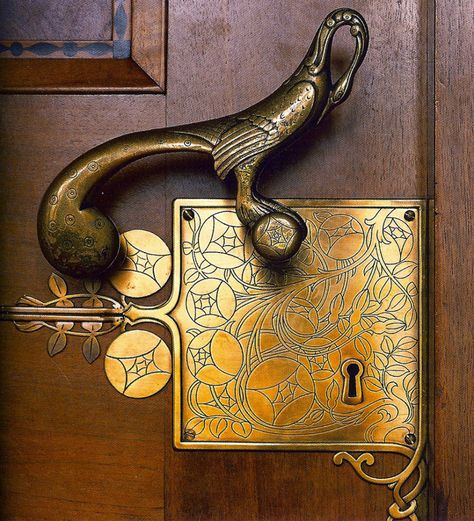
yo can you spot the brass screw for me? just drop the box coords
[404,210,416,222]
[405,433,417,445]
[182,209,195,221]
[183,429,196,441]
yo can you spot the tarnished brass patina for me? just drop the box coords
[37,8,368,278]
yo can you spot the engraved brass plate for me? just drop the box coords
[170,200,426,451]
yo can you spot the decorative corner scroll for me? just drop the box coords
[333,445,426,521]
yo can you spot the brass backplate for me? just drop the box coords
[170,199,426,451]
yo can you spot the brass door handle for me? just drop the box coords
[38,8,368,279]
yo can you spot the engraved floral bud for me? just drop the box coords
[329,293,343,324]
[372,320,405,335]
[372,321,385,334]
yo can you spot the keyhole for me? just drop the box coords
[347,363,359,397]
[341,359,364,405]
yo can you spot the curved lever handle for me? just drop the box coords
[38,8,369,279]
[38,131,212,278]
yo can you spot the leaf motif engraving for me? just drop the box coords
[199,259,217,275]
[184,268,199,284]
[304,408,325,425]
[48,273,67,298]
[16,295,44,306]
[383,319,405,334]
[48,331,67,356]
[385,364,409,378]
[82,322,102,333]
[82,336,100,364]
[387,293,408,312]
[364,377,383,392]
[373,276,392,302]
[182,241,193,255]
[392,262,417,279]
[326,380,339,410]
[392,351,416,364]
[329,293,344,323]
[209,418,228,438]
[380,336,394,355]
[404,308,417,329]
[187,328,201,338]
[367,364,380,380]
[374,353,388,370]
[403,372,417,394]
[56,298,74,308]
[354,337,372,360]
[56,321,74,332]
[337,318,351,336]
[231,421,252,438]
[83,297,103,308]
[186,417,206,436]
[14,321,43,332]
[353,290,370,314]
[84,279,101,294]
[397,337,418,350]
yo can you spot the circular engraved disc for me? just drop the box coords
[186,278,236,327]
[252,212,304,262]
[109,229,171,298]
[245,357,314,426]
[104,330,171,398]
[186,330,243,385]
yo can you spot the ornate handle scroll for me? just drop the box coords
[38,8,368,279]
[303,9,369,116]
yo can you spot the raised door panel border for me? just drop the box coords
[0,0,166,93]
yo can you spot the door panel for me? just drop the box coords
[166,1,430,198]
[0,0,470,519]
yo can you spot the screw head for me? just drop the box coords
[183,429,196,441]
[182,209,195,221]
[405,433,417,445]
[404,210,416,222]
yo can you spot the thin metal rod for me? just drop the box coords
[0,306,123,322]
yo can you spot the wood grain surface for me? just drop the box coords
[132,0,167,89]
[0,96,168,520]
[434,0,474,519]
[0,0,471,519]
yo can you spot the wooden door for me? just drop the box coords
[0,1,472,520]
